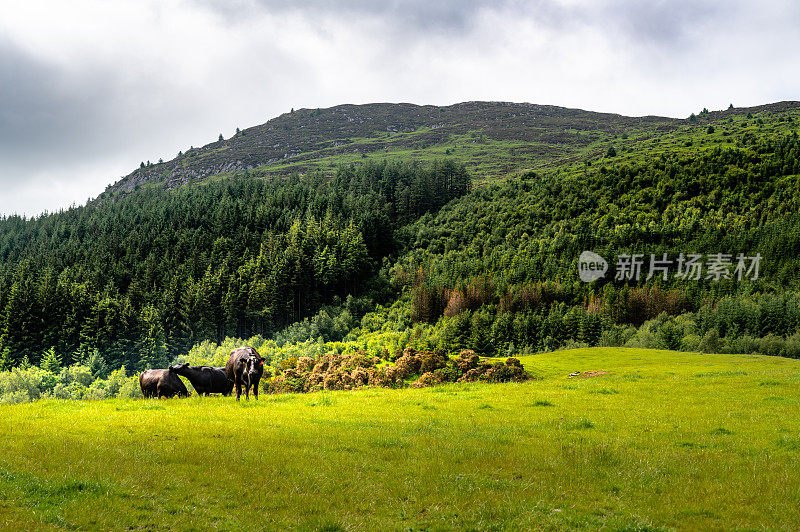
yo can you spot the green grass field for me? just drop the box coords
[1,347,799,530]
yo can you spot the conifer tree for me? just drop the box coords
[40,347,62,374]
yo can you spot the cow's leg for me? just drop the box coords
[253,383,258,400]
[235,381,242,401]
[245,383,250,400]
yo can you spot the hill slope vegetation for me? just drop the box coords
[0,100,799,378]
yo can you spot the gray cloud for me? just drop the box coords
[0,0,797,216]
[0,39,93,162]
[598,0,723,47]
[195,0,496,32]
[194,0,728,49]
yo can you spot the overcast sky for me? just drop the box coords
[1,0,798,216]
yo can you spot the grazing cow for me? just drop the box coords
[225,346,265,401]
[139,368,190,399]
[169,363,234,396]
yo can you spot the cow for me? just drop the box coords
[169,363,234,396]
[225,346,265,401]
[139,368,190,399]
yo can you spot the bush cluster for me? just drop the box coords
[265,351,392,393]
[0,363,141,404]
[263,347,530,394]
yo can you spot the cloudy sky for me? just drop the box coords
[1,0,798,216]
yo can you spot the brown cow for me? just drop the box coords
[225,346,265,401]
[139,368,190,399]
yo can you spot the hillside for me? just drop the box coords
[1,100,800,379]
[105,101,800,196]
[106,101,682,194]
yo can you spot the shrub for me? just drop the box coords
[411,372,441,388]
[368,367,391,388]
[698,328,720,353]
[265,370,307,394]
[419,350,449,374]
[455,350,480,371]
[296,357,316,372]
[482,358,530,383]
[59,365,94,387]
[389,348,403,362]
[783,333,800,359]
[0,367,62,403]
[351,367,370,386]
[118,376,144,399]
[53,381,89,400]
[433,366,462,383]
[349,352,373,369]
[681,333,702,352]
[0,389,30,404]
[725,335,758,355]
[505,357,523,369]
[86,379,109,400]
[323,373,344,391]
[459,365,491,382]
[758,334,784,357]
[279,356,299,371]
[394,351,422,379]
[105,367,129,397]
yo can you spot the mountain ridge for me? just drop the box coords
[105,100,800,197]
[105,100,684,195]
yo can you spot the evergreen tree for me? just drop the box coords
[40,347,62,374]
[138,306,169,370]
[87,349,110,379]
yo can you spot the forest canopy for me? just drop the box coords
[0,160,470,370]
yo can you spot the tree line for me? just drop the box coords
[0,160,471,370]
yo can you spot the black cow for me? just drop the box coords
[139,368,190,399]
[225,346,265,401]
[169,363,234,396]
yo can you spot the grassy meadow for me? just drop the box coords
[1,347,799,530]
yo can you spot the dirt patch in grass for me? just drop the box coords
[569,371,610,378]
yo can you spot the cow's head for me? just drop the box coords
[169,363,189,373]
[245,356,263,377]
